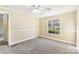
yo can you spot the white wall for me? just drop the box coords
[77,8,79,49]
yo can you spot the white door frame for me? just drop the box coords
[76,8,79,50]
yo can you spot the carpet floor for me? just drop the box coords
[0,37,78,54]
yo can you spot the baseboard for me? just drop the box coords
[39,36,76,46]
[9,36,38,46]
[9,35,76,46]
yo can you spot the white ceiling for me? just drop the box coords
[1,5,79,17]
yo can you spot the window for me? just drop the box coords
[48,20,60,34]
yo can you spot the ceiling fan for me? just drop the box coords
[32,5,51,14]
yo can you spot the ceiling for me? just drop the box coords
[1,5,79,17]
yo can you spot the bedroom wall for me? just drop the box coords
[0,6,39,46]
[39,11,76,45]
[9,12,39,45]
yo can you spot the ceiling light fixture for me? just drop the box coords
[32,5,51,14]
[32,5,41,14]
[33,9,40,13]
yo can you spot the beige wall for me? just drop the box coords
[0,6,39,46]
[9,12,39,45]
[39,11,76,45]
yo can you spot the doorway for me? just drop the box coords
[0,13,8,45]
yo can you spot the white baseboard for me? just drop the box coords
[9,36,38,46]
[9,35,75,46]
[40,36,75,45]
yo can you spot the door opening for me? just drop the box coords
[0,13,8,45]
